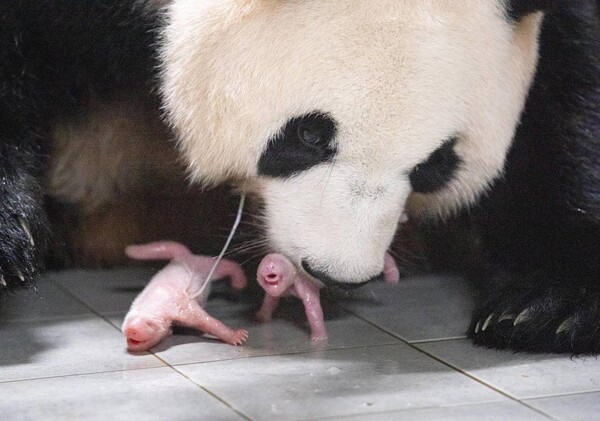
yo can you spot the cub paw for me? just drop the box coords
[228,329,249,346]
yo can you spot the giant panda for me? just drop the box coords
[1,0,598,355]
[160,0,600,354]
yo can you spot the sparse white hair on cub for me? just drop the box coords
[160,0,543,284]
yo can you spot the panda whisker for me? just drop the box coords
[318,159,337,201]
[226,244,269,257]
[224,239,270,256]
[238,252,270,267]
[239,220,267,230]
[226,238,269,252]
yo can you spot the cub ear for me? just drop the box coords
[508,0,557,20]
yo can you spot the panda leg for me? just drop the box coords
[0,136,50,291]
[469,270,600,354]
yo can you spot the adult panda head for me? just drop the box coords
[160,0,548,287]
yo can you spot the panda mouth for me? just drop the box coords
[264,275,279,286]
[301,260,370,290]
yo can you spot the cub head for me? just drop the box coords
[160,0,547,287]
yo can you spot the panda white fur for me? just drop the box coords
[160,0,600,353]
[161,0,541,282]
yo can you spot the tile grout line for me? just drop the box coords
[0,360,249,420]
[523,388,600,401]
[411,336,469,344]
[412,347,558,421]
[1,313,99,326]
[343,308,559,421]
[148,350,254,421]
[166,363,253,421]
[50,279,137,335]
[168,342,406,368]
[49,279,183,371]
[0,366,169,385]
[311,400,549,421]
[146,345,254,420]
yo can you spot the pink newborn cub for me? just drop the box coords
[256,253,400,342]
[122,241,249,352]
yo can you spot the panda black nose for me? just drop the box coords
[301,260,384,290]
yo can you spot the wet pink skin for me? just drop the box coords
[383,253,400,285]
[122,241,248,352]
[256,253,400,342]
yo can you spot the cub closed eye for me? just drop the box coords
[258,112,337,178]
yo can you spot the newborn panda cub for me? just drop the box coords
[256,253,400,342]
[122,242,248,351]
[124,242,401,348]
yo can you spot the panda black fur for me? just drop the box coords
[0,1,161,290]
[469,0,600,353]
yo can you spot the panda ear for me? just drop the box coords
[508,0,557,20]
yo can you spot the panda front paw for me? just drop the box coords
[0,201,49,292]
[469,278,600,354]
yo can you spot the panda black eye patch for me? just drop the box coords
[409,136,462,194]
[258,112,337,178]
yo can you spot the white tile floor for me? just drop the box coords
[1,268,599,420]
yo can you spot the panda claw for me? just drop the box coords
[0,276,6,287]
[556,317,575,335]
[474,320,482,334]
[19,217,35,246]
[481,313,495,332]
[16,270,25,282]
[513,308,532,326]
[498,312,516,323]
